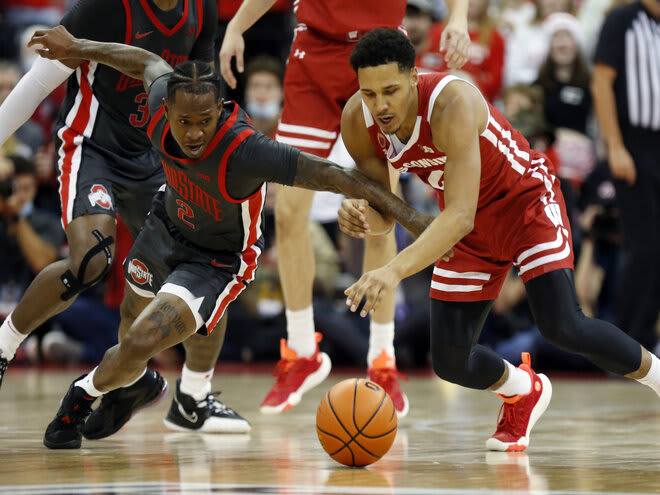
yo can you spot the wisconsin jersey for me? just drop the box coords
[58,0,215,159]
[294,0,405,38]
[362,72,574,301]
[146,74,299,253]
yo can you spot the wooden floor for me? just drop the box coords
[1,368,660,494]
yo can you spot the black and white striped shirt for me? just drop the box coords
[595,2,660,132]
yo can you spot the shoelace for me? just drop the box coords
[370,367,409,387]
[272,357,296,382]
[496,402,517,430]
[198,392,234,415]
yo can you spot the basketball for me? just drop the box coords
[316,378,398,467]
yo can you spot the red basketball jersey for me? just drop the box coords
[363,72,554,215]
[294,0,405,37]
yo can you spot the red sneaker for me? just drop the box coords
[486,353,552,452]
[367,350,409,417]
[260,333,331,415]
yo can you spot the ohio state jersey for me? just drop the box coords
[294,0,405,38]
[363,72,554,213]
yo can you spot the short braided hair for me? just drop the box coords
[166,60,221,102]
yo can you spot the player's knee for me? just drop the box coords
[61,231,115,300]
[432,355,471,386]
[536,311,583,353]
[274,197,308,233]
[118,326,158,364]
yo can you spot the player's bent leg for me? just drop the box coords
[525,269,643,376]
[0,214,116,391]
[164,315,250,433]
[429,299,551,451]
[261,186,331,414]
[44,293,195,448]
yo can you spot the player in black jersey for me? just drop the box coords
[29,25,435,449]
[0,0,252,436]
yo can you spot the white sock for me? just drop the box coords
[285,305,316,357]
[0,314,27,359]
[637,353,660,398]
[122,367,147,388]
[180,364,213,401]
[367,321,395,366]
[492,361,532,397]
[74,368,104,397]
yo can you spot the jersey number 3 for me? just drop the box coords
[177,200,196,229]
[129,93,150,127]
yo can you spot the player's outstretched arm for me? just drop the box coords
[442,0,471,69]
[220,0,278,89]
[292,151,433,239]
[28,26,171,89]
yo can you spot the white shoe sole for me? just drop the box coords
[260,353,332,415]
[163,417,251,433]
[486,374,552,452]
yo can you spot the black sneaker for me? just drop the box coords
[163,379,251,433]
[82,369,168,440]
[43,375,96,449]
[0,352,10,391]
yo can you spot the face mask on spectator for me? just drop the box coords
[246,100,281,120]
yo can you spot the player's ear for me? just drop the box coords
[216,98,224,113]
[410,67,419,88]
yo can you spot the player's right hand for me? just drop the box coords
[608,144,636,185]
[27,25,78,61]
[219,27,245,90]
[338,198,371,238]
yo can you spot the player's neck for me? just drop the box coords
[152,0,179,11]
[394,86,419,143]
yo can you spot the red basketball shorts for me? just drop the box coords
[275,26,359,158]
[429,159,574,302]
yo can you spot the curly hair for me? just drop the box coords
[349,28,416,73]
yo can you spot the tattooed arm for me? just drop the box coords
[292,152,433,239]
[28,25,172,88]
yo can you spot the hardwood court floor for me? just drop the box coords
[1,368,659,494]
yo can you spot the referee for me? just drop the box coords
[591,0,660,351]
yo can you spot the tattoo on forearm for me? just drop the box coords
[146,300,188,338]
[293,153,433,238]
[80,41,156,81]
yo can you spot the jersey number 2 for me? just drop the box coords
[176,200,195,229]
[129,93,150,127]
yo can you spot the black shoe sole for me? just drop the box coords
[43,436,82,449]
[83,377,169,440]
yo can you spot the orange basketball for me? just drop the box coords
[316,378,397,467]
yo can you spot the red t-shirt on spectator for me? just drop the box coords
[417,23,505,102]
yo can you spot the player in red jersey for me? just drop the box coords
[339,29,660,452]
[220,0,470,417]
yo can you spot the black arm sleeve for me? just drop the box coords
[147,73,171,115]
[225,132,301,199]
[593,6,628,69]
[189,0,217,63]
[60,0,124,43]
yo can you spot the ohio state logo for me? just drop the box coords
[128,259,153,286]
[88,184,112,210]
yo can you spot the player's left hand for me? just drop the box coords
[28,25,79,60]
[440,20,470,69]
[345,266,402,318]
[338,198,371,238]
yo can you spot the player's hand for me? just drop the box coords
[338,199,371,238]
[28,25,79,60]
[440,20,470,69]
[219,27,245,90]
[608,144,636,185]
[345,266,402,317]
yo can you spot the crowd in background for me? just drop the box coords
[0,0,657,372]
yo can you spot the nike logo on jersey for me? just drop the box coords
[211,260,232,268]
[135,31,153,39]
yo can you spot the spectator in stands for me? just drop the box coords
[416,0,505,101]
[0,154,64,320]
[244,55,284,138]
